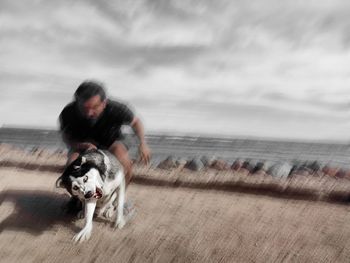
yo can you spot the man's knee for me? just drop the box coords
[108,142,133,180]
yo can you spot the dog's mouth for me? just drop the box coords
[93,187,103,199]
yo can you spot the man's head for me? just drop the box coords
[74,81,107,120]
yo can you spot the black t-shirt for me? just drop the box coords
[59,99,134,148]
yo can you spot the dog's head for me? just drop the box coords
[56,156,103,200]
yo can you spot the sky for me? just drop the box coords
[1,0,350,141]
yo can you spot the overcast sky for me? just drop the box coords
[1,0,350,140]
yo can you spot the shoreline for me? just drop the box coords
[1,126,350,168]
[1,142,350,204]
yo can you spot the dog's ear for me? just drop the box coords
[72,156,87,170]
[76,156,87,166]
[55,176,65,188]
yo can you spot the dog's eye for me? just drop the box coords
[83,176,88,183]
[72,185,79,191]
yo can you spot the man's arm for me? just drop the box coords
[130,117,151,164]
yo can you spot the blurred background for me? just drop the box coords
[1,0,350,141]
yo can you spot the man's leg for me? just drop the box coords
[108,141,133,186]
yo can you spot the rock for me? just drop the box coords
[157,155,178,170]
[322,166,350,179]
[231,159,243,171]
[290,162,313,176]
[252,161,267,172]
[176,158,188,166]
[254,169,268,176]
[344,170,350,180]
[267,162,292,179]
[210,159,230,171]
[252,161,270,175]
[322,165,339,177]
[241,161,254,173]
[306,161,322,174]
[185,157,204,171]
[335,169,346,179]
[238,168,250,176]
[237,160,254,176]
[293,161,322,176]
[201,155,216,167]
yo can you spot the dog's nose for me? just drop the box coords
[84,191,93,199]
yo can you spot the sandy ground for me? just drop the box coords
[1,162,350,263]
[1,145,350,263]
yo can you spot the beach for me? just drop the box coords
[1,127,350,262]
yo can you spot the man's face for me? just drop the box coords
[78,95,106,120]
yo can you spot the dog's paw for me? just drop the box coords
[115,218,126,229]
[103,207,116,219]
[73,225,92,243]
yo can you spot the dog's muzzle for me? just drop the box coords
[84,191,94,199]
[84,188,103,199]
[93,187,103,199]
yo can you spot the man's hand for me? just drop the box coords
[138,142,151,164]
[131,117,151,165]
[78,142,97,151]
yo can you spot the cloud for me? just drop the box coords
[1,0,350,139]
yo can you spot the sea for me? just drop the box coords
[0,127,350,168]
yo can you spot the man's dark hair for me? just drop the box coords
[74,81,107,102]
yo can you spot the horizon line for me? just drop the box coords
[1,124,349,145]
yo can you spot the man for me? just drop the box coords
[59,80,151,212]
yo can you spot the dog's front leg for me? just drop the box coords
[115,176,126,229]
[73,200,96,243]
[77,202,85,219]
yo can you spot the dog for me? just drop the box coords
[56,149,126,243]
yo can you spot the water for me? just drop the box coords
[1,127,350,167]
